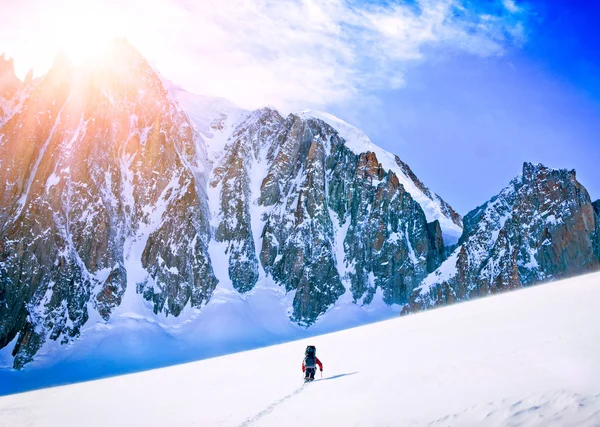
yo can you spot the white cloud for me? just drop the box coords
[0,0,529,111]
[503,0,521,13]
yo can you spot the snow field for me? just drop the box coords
[1,272,599,426]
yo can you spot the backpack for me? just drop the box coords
[304,345,317,368]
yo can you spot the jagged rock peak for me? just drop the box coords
[206,106,450,325]
[51,51,74,73]
[0,41,216,368]
[522,161,576,183]
[405,162,600,313]
[41,39,155,88]
[0,54,25,122]
[98,38,152,72]
[106,37,140,56]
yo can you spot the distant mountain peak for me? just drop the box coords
[406,162,600,313]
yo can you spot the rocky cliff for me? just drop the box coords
[406,163,600,312]
[0,41,216,368]
[209,109,450,325]
[594,200,600,260]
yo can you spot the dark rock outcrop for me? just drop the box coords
[594,200,600,260]
[210,108,284,292]
[213,112,450,325]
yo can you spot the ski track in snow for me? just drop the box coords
[238,384,308,427]
[239,375,355,427]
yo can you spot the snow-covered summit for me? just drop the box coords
[160,77,250,162]
[155,87,464,245]
[161,78,247,138]
[300,110,463,244]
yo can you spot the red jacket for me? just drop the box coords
[302,357,323,372]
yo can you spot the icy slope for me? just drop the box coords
[161,77,248,160]
[1,272,599,427]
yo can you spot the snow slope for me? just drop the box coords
[2,272,599,427]
[0,270,400,395]
[160,77,249,162]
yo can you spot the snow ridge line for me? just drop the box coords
[238,384,308,427]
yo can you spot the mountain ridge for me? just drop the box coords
[406,162,600,313]
[0,42,598,370]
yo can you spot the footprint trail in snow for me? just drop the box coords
[238,383,310,427]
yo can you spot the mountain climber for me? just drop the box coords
[302,345,323,382]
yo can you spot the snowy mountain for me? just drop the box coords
[1,272,599,426]
[0,41,220,369]
[0,40,598,373]
[407,163,600,312]
[0,41,463,369]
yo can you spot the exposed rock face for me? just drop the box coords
[406,163,600,313]
[210,108,284,292]
[211,112,448,325]
[594,200,600,260]
[299,110,464,246]
[426,220,446,273]
[0,41,216,367]
[328,143,442,308]
[259,115,345,324]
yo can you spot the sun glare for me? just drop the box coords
[50,2,124,65]
[10,0,137,78]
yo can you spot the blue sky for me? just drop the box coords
[0,0,598,214]
[330,0,600,214]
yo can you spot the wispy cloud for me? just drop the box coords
[0,0,529,111]
[502,0,521,13]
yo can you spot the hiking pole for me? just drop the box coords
[321,370,323,379]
